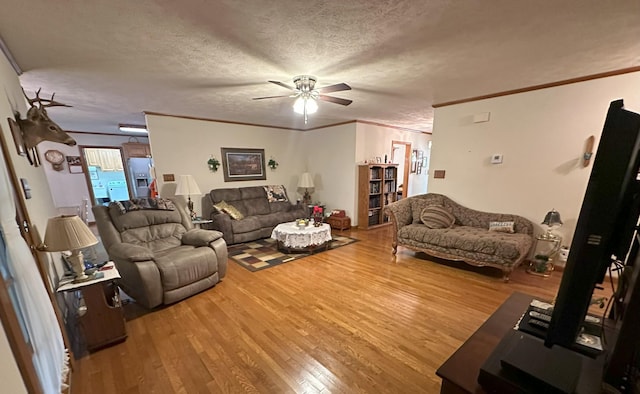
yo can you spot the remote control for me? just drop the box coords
[529,310,552,322]
[529,318,550,329]
[584,315,601,324]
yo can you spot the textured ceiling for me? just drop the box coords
[1,1,639,133]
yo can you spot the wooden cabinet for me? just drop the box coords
[122,142,151,158]
[79,281,127,351]
[357,164,399,230]
[57,263,127,355]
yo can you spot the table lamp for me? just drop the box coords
[43,215,98,282]
[298,172,314,205]
[541,208,563,240]
[175,174,202,220]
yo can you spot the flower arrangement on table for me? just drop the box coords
[312,205,324,227]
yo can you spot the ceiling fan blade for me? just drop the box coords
[317,83,351,94]
[252,95,292,100]
[268,80,295,90]
[318,95,353,106]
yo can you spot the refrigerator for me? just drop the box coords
[127,157,153,198]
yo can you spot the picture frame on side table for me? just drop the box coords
[221,147,266,182]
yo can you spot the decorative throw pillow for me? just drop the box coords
[110,201,128,214]
[213,200,231,213]
[489,221,515,233]
[420,206,455,229]
[109,198,176,214]
[223,204,245,220]
[263,185,289,202]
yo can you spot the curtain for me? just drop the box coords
[0,150,68,392]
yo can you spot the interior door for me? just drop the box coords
[391,140,411,198]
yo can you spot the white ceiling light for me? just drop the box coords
[118,124,148,134]
[293,96,318,115]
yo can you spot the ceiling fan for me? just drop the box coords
[253,75,352,124]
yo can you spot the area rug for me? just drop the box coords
[228,235,359,272]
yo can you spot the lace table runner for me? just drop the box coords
[271,222,332,248]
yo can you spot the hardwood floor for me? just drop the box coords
[71,226,568,393]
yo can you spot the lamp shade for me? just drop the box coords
[44,215,98,252]
[298,172,314,188]
[542,209,563,227]
[175,175,202,196]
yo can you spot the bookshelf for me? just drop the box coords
[357,163,399,230]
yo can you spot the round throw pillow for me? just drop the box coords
[420,206,455,229]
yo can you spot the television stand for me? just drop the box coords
[436,292,608,394]
[479,330,587,393]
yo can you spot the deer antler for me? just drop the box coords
[22,88,71,108]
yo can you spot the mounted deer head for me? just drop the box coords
[9,88,76,166]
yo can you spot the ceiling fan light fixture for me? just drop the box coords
[293,75,317,91]
[293,97,318,115]
[255,75,351,124]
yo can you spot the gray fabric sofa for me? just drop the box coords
[384,193,534,281]
[202,186,308,245]
[93,199,227,308]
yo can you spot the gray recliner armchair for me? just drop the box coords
[92,200,227,309]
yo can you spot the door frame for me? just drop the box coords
[79,145,129,206]
[391,140,411,197]
[0,125,75,392]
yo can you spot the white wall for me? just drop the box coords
[40,133,149,222]
[146,114,306,216]
[146,115,432,225]
[429,71,640,244]
[302,123,358,218]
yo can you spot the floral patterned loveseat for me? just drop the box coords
[384,193,534,281]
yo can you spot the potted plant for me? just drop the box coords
[207,156,220,172]
[268,158,278,170]
[527,253,553,277]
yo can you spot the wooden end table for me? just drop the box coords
[57,262,127,353]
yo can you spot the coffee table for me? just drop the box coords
[271,221,332,253]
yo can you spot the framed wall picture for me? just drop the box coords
[410,149,418,173]
[66,155,83,173]
[221,147,266,182]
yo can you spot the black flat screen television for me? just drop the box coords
[545,99,640,351]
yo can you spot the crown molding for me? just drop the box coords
[0,34,22,75]
[355,120,431,134]
[143,111,431,134]
[433,66,640,108]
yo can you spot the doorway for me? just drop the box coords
[80,146,130,206]
[391,140,411,199]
